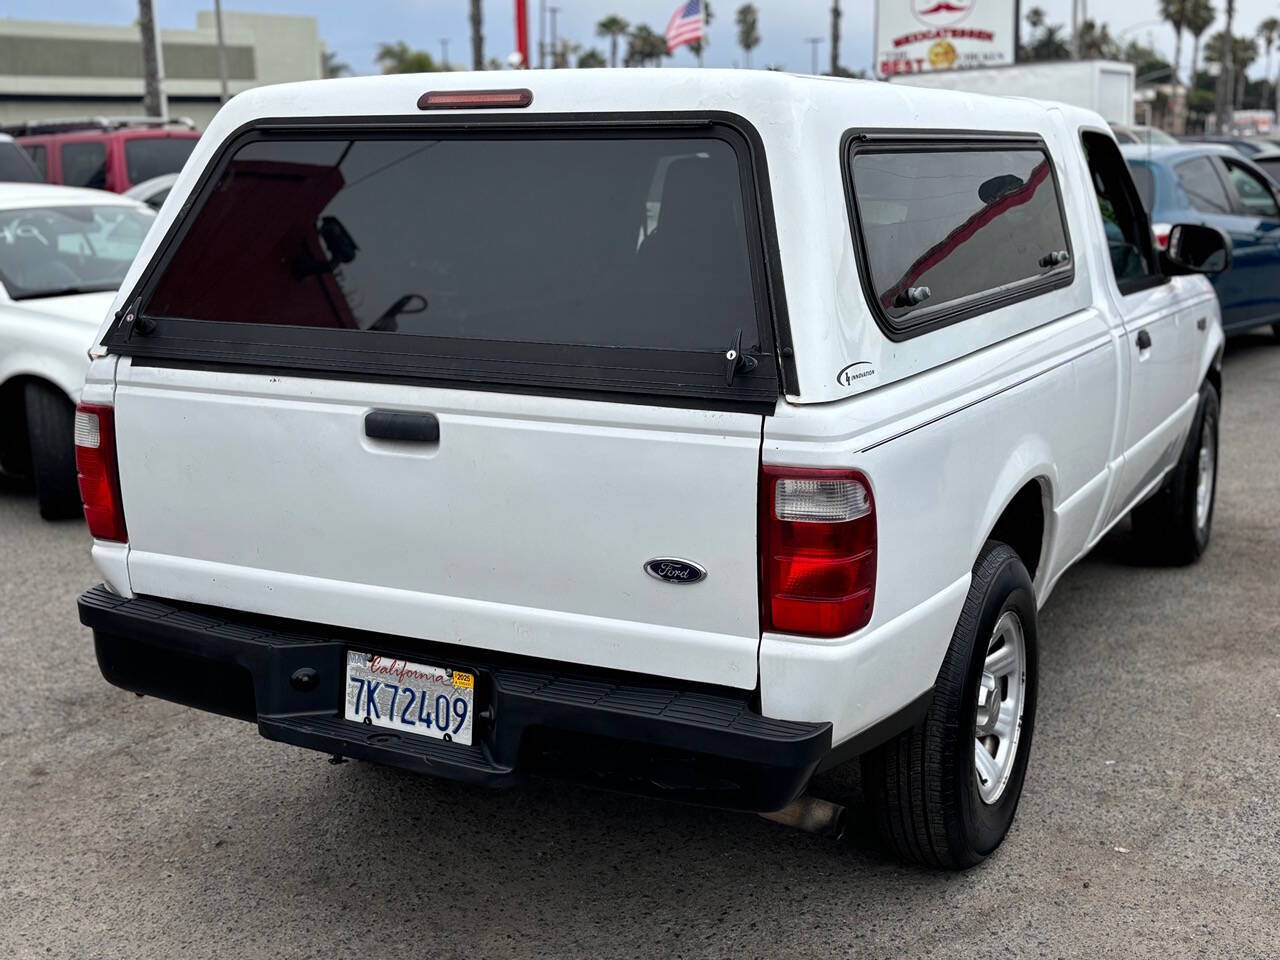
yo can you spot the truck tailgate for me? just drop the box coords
[114,362,765,688]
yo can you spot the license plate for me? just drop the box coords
[343,651,475,746]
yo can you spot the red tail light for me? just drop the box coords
[760,466,876,638]
[74,403,127,543]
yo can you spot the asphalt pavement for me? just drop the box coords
[1,334,1278,959]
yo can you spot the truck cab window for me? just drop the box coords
[1081,131,1158,290]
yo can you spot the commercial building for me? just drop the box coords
[0,10,322,130]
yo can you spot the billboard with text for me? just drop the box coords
[875,0,1018,77]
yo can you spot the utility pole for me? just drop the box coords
[138,0,168,121]
[806,37,823,76]
[830,0,841,76]
[440,38,450,69]
[1215,0,1236,133]
[213,0,228,103]
[1071,0,1081,59]
[470,0,483,70]
[538,0,546,67]
[549,6,560,67]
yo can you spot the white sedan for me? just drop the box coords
[0,183,156,519]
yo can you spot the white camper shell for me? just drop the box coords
[77,71,1226,869]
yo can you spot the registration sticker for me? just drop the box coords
[344,651,474,746]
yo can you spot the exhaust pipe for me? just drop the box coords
[759,795,847,839]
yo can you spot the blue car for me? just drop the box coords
[1123,143,1280,338]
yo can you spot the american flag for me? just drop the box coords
[665,0,705,53]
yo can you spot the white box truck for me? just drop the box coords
[888,60,1136,127]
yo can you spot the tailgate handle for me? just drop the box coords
[364,410,439,443]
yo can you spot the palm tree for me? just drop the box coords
[1021,7,1070,62]
[1207,16,1244,124]
[376,41,440,74]
[1160,0,1189,83]
[1259,17,1280,106]
[321,49,350,78]
[686,2,714,62]
[596,15,630,68]
[1076,20,1118,60]
[1037,26,1071,60]
[138,0,162,117]
[469,0,483,69]
[553,40,580,69]
[1185,0,1215,85]
[1211,0,1235,129]
[736,4,760,68]
[578,48,607,68]
[1027,28,1071,61]
[625,25,669,67]
[1233,35,1257,107]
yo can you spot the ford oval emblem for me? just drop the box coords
[644,558,707,585]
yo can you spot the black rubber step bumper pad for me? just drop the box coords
[78,585,831,812]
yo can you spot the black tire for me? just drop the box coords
[1272,322,1280,342]
[24,381,81,521]
[861,542,1038,869]
[1130,381,1219,565]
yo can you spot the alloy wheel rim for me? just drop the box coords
[973,610,1027,805]
[1195,417,1216,534]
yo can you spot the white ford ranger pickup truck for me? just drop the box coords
[75,72,1228,868]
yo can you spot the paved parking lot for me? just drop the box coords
[1,335,1278,960]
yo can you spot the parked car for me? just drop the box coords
[5,118,199,194]
[123,173,179,210]
[75,73,1226,869]
[1111,123,1178,145]
[1177,133,1267,156]
[1123,142,1280,339]
[1244,147,1280,186]
[0,134,42,183]
[0,183,156,517]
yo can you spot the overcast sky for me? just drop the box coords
[5,0,1280,77]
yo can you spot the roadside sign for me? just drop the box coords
[875,0,1018,78]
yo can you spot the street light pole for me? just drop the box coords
[538,0,546,68]
[153,2,169,122]
[806,37,823,76]
[441,38,450,69]
[549,6,560,67]
[214,0,228,103]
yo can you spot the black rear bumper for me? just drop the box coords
[79,586,831,812]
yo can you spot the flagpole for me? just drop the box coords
[698,0,706,67]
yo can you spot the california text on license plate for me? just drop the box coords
[344,651,475,746]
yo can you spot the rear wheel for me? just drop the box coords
[861,542,1038,869]
[24,381,81,521]
[1131,381,1218,565]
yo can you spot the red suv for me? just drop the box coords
[9,119,200,194]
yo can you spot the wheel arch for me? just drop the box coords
[1198,296,1226,400]
[1205,344,1223,400]
[980,466,1054,591]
